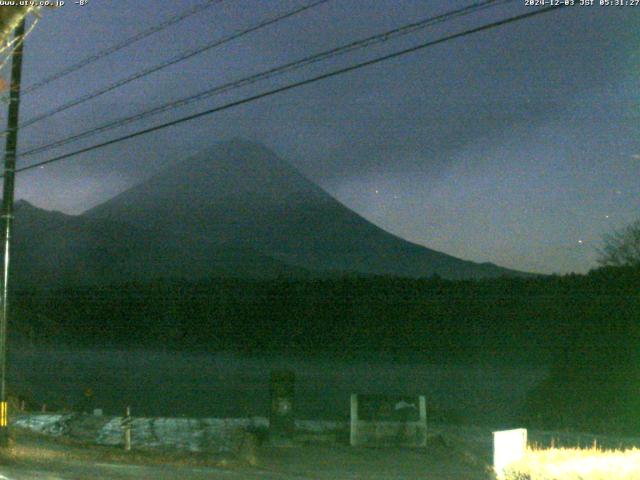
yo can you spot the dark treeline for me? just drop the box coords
[9,266,640,360]
[9,266,640,432]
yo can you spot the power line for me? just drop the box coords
[13,4,565,176]
[18,0,330,130]
[20,0,513,158]
[21,0,225,95]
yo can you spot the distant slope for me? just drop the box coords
[84,139,525,280]
[12,200,306,287]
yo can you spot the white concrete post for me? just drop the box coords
[493,428,527,479]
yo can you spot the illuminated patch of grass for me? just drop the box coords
[505,446,640,480]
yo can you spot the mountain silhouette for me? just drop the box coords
[13,139,524,287]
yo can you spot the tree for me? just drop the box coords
[597,219,640,267]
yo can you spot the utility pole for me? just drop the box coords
[0,18,26,447]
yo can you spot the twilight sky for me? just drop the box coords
[3,0,639,274]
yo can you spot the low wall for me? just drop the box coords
[11,413,347,452]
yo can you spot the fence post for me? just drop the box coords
[122,406,132,451]
[350,394,358,446]
[418,395,427,447]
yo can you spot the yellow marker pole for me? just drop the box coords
[0,401,7,428]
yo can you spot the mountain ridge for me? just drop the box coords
[13,139,528,286]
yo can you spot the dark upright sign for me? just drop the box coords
[269,369,295,441]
